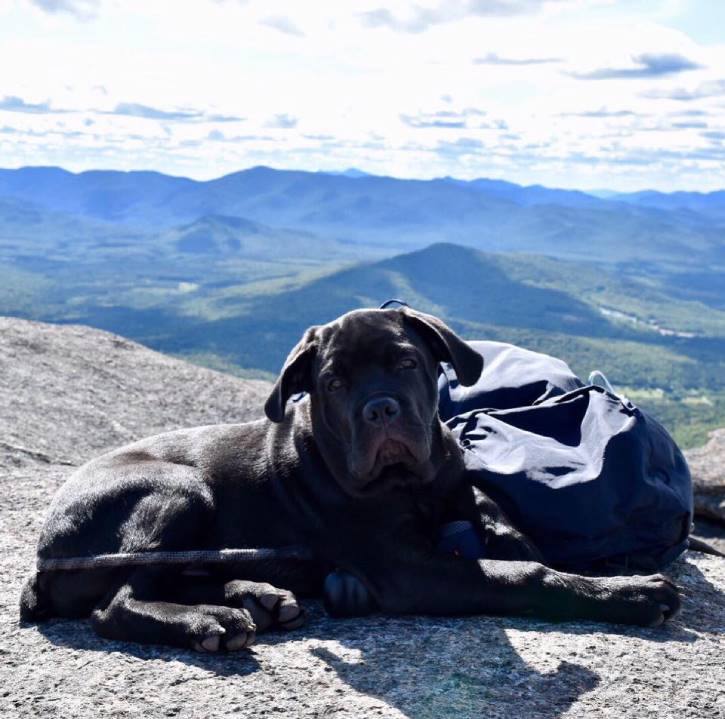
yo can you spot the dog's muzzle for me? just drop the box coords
[348,398,433,494]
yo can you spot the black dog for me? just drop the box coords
[20,308,681,652]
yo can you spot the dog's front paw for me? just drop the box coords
[597,574,682,627]
[224,580,305,632]
[188,605,257,652]
[323,570,378,618]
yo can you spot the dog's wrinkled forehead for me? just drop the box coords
[315,309,415,369]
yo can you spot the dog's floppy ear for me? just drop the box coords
[402,308,483,387]
[264,327,318,423]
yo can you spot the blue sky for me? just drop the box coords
[0,0,723,190]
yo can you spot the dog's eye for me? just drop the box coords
[398,358,418,370]
[327,377,344,392]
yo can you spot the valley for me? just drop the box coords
[1,165,724,448]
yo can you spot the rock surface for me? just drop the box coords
[686,429,725,525]
[0,316,271,466]
[1,317,724,719]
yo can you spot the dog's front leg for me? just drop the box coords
[91,568,258,652]
[353,552,681,628]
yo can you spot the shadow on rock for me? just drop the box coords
[32,617,261,678]
[30,602,601,718]
[307,614,600,719]
[670,556,725,634]
[509,613,699,645]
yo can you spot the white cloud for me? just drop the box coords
[0,95,58,113]
[570,52,701,79]
[265,113,299,129]
[474,53,561,66]
[27,0,99,18]
[359,0,571,33]
[644,79,725,101]
[0,0,723,190]
[260,15,305,36]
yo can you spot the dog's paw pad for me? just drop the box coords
[193,633,223,652]
[227,581,305,632]
[259,592,280,611]
[225,631,255,651]
[277,598,302,624]
[279,612,305,630]
[188,604,256,651]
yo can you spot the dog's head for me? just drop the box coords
[264,308,482,496]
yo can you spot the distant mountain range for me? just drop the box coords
[1,165,723,267]
[611,189,725,219]
[4,164,724,218]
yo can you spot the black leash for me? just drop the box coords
[37,546,315,572]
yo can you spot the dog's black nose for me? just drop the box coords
[362,396,400,425]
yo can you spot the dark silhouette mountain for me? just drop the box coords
[157,242,687,373]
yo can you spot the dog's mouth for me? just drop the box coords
[376,438,413,466]
[355,437,432,495]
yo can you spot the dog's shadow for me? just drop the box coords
[297,597,703,719]
[34,618,262,678]
[306,612,602,719]
[38,608,603,718]
[34,556,719,719]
